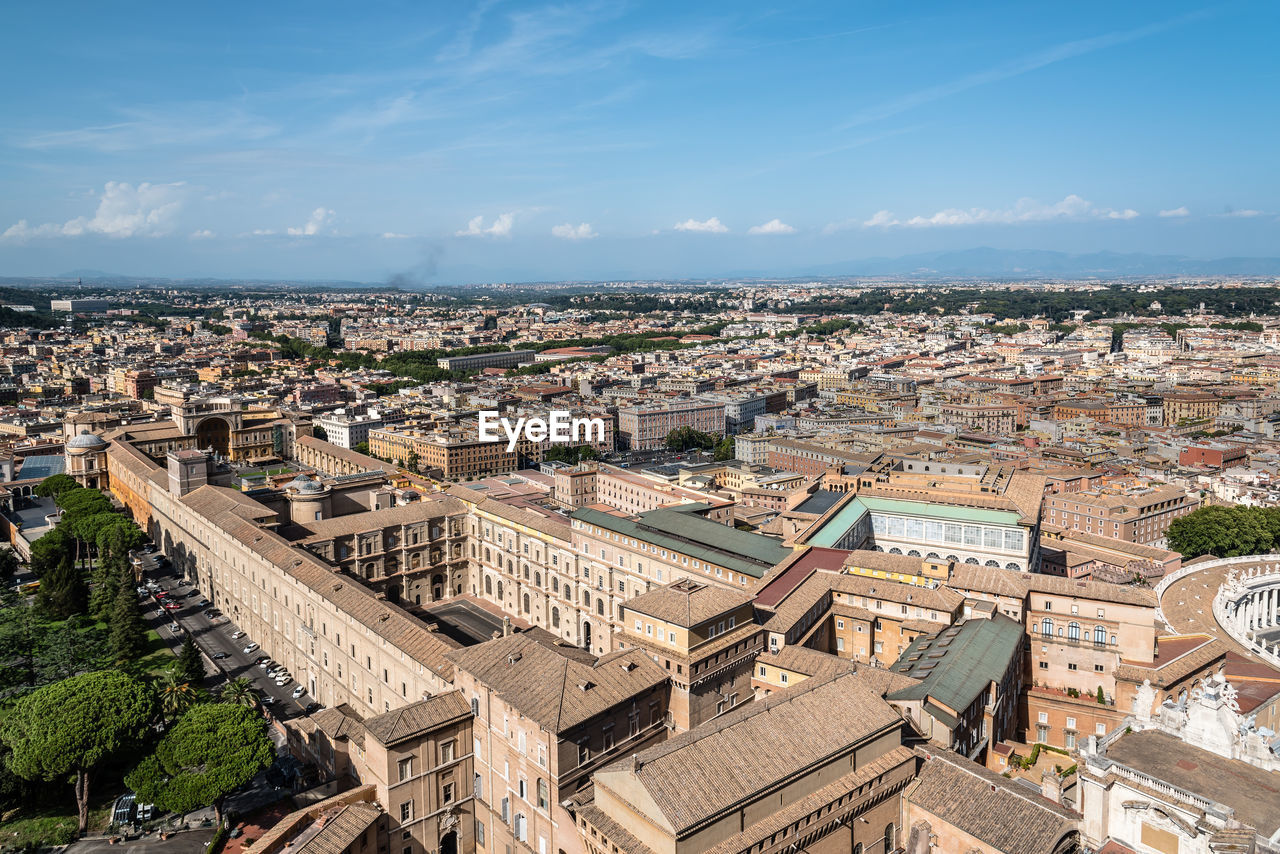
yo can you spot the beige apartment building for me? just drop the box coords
[448,631,669,854]
[1043,484,1196,547]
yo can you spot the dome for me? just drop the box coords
[289,474,325,494]
[67,431,108,452]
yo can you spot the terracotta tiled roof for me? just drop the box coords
[446,632,668,734]
[363,691,471,746]
[906,747,1079,854]
[624,579,752,628]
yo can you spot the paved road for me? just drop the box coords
[68,829,216,854]
[141,565,315,720]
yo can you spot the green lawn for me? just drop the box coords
[0,802,112,847]
[139,626,176,675]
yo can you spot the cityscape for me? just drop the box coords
[2,4,1280,854]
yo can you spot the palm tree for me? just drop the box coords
[156,668,203,721]
[219,677,259,707]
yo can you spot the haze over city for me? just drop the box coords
[3,1,1278,282]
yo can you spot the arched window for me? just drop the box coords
[1041,618,1053,636]
[507,559,514,573]
[583,589,591,605]
[984,559,1000,568]
[497,581,504,600]
[552,577,559,593]
[852,846,862,854]
[484,548,491,563]
[552,607,560,628]
[596,599,605,616]
[1005,562,1020,571]
[535,572,542,587]
[1068,622,1080,641]
[1094,625,1106,645]
[884,824,895,851]
[523,565,530,580]
[964,557,979,565]
[484,576,492,595]
[523,593,530,613]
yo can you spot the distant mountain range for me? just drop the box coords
[802,248,1280,279]
[2,248,1278,289]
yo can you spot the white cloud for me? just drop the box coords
[190,229,216,239]
[1,181,185,243]
[287,207,334,236]
[1222,208,1265,218]
[747,218,795,235]
[381,232,412,239]
[456,213,514,237]
[1159,206,1190,218]
[252,229,276,236]
[551,222,597,240]
[863,195,1140,229]
[673,216,728,233]
[862,210,899,228]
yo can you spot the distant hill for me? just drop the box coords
[802,248,1280,278]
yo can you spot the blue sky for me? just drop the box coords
[1,1,1277,283]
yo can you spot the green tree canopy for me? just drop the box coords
[1,670,154,832]
[665,426,717,452]
[174,635,205,686]
[126,704,274,825]
[1165,504,1280,559]
[217,677,259,708]
[36,555,87,619]
[34,474,80,501]
[30,527,73,578]
[713,436,735,461]
[109,580,148,666]
[0,546,20,580]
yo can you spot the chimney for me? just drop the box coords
[502,616,512,637]
[631,754,641,773]
[1040,770,1063,804]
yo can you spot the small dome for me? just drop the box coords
[289,474,325,494]
[67,430,108,451]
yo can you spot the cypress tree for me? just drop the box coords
[175,635,205,685]
[109,580,148,665]
[36,555,87,619]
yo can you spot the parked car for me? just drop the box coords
[196,599,210,607]
[302,702,321,714]
[242,642,259,654]
[231,631,246,640]
[142,544,156,553]
[163,602,180,611]
[291,685,306,699]
[154,591,169,599]
[136,586,149,595]
[257,658,274,669]
[169,623,181,633]
[212,651,230,660]
[185,590,200,599]
[260,696,276,706]
[275,676,292,687]
[207,609,222,618]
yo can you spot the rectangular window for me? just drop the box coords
[399,801,413,823]
[443,783,455,804]
[537,778,549,810]
[397,757,413,782]
[441,740,455,763]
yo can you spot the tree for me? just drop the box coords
[126,704,274,826]
[34,474,80,501]
[39,616,108,683]
[30,527,73,578]
[218,677,259,708]
[664,426,717,452]
[353,441,370,456]
[0,588,51,696]
[406,450,420,472]
[0,547,19,580]
[175,635,205,686]
[108,580,148,666]
[155,669,205,722]
[36,555,87,619]
[312,424,328,441]
[1166,505,1280,559]
[1,670,154,832]
[713,436,735,461]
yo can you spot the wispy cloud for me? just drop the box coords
[838,12,1207,131]
[1158,206,1190,218]
[17,104,279,153]
[674,216,728,233]
[381,232,413,239]
[1,181,185,242]
[747,218,796,235]
[551,222,597,240]
[287,207,335,236]
[456,213,514,237]
[190,228,216,239]
[858,195,1138,228]
[1220,208,1266,218]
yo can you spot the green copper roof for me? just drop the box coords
[805,497,869,548]
[857,496,1020,526]
[889,614,1024,717]
[571,506,792,578]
